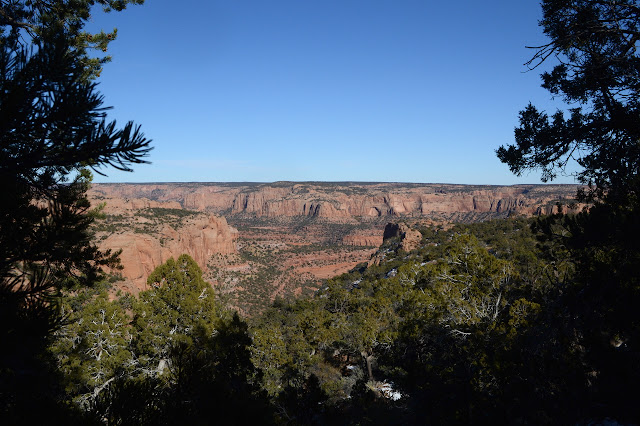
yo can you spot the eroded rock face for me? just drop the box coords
[91,182,582,219]
[88,182,583,302]
[383,223,423,252]
[341,232,384,247]
[166,215,238,266]
[99,214,237,293]
[97,197,182,212]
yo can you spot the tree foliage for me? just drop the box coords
[0,2,149,421]
[1,0,145,79]
[497,0,640,205]
[496,1,640,422]
[0,34,150,355]
[50,255,273,424]
[6,0,639,423]
[133,255,220,378]
[51,291,134,410]
[48,217,638,423]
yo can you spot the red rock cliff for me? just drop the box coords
[99,214,237,293]
[91,182,581,219]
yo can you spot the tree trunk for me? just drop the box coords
[361,351,374,382]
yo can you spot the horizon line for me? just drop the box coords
[92,180,582,187]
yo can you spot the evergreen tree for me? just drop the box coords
[51,291,134,410]
[1,0,145,79]
[0,3,149,420]
[133,255,220,379]
[496,0,640,206]
[94,256,273,425]
[497,1,640,421]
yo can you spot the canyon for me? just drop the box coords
[93,194,237,294]
[91,181,581,218]
[90,182,583,314]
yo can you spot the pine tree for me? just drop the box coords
[0,5,149,419]
[1,0,145,79]
[497,1,640,421]
[133,255,219,379]
[496,0,640,206]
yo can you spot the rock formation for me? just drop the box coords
[383,223,423,252]
[88,182,584,304]
[98,214,237,293]
[341,232,384,247]
[90,182,582,220]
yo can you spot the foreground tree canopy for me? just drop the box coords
[48,215,638,424]
[50,255,270,424]
[0,1,148,422]
[0,0,145,79]
[497,0,640,205]
[2,0,639,424]
[496,1,640,423]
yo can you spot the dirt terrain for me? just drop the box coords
[90,182,583,314]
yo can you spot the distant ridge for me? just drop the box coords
[91,181,583,219]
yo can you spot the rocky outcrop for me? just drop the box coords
[534,202,589,216]
[91,182,582,220]
[166,215,238,266]
[97,197,182,213]
[100,214,237,292]
[342,233,384,247]
[383,223,423,252]
[89,182,583,293]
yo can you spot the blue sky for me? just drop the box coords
[88,0,578,185]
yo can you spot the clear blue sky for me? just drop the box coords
[88,0,578,185]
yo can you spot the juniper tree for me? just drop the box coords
[497,1,640,421]
[133,255,220,379]
[497,0,640,206]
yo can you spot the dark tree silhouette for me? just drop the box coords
[497,0,640,206]
[0,35,150,422]
[1,0,146,79]
[497,1,640,422]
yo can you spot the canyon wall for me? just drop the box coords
[86,182,589,311]
[92,193,237,293]
[90,182,583,220]
[89,182,583,296]
[101,214,237,293]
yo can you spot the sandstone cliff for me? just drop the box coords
[91,182,582,220]
[341,232,384,247]
[88,182,583,303]
[97,212,237,293]
[87,182,587,313]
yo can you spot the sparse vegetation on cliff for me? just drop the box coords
[52,210,638,423]
[4,0,639,423]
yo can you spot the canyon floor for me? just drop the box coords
[90,181,581,315]
[205,216,384,315]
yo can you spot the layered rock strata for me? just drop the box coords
[93,193,238,292]
[90,182,582,219]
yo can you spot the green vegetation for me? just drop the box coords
[91,208,202,237]
[133,207,201,231]
[49,255,271,423]
[92,214,128,234]
[134,207,199,220]
[0,0,145,80]
[47,208,638,423]
[214,237,321,316]
[0,2,150,422]
[497,0,640,206]
[3,0,639,423]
